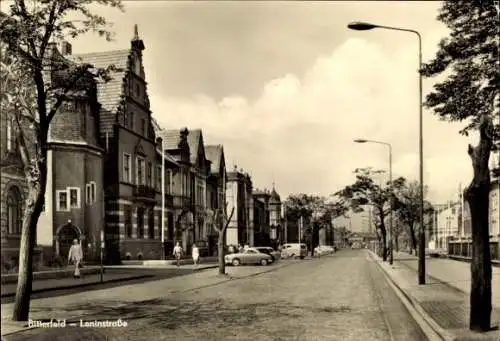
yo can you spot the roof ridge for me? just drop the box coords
[72,48,130,57]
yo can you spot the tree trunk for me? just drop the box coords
[464,114,493,332]
[217,230,226,275]
[394,233,399,253]
[409,224,418,255]
[13,158,47,321]
[465,183,492,332]
[381,229,387,262]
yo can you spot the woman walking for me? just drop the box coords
[173,242,183,267]
[192,243,200,266]
[68,239,83,279]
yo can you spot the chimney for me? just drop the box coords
[60,41,72,56]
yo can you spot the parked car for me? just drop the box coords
[314,245,335,256]
[225,247,273,266]
[281,243,308,259]
[254,247,281,261]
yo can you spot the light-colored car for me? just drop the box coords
[225,247,273,266]
[254,247,281,262]
[281,243,308,259]
[314,245,334,256]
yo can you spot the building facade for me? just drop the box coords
[68,26,179,263]
[205,145,226,256]
[226,166,253,246]
[1,41,104,268]
[253,189,271,246]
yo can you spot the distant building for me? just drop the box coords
[226,166,253,246]
[252,185,283,247]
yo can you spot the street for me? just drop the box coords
[3,250,427,341]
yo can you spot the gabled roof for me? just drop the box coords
[68,49,130,135]
[205,145,223,174]
[187,129,202,165]
[156,129,182,150]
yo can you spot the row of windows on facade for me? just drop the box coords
[122,111,153,139]
[122,153,214,207]
[56,182,97,212]
[123,208,175,240]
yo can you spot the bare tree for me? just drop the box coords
[209,204,234,275]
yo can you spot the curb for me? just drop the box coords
[368,251,455,341]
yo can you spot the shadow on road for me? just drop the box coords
[31,297,353,331]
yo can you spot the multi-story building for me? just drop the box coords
[269,186,282,244]
[1,41,105,267]
[67,26,179,263]
[253,189,271,246]
[155,128,193,253]
[226,166,253,246]
[490,179,500,238]
[205,145,226,256]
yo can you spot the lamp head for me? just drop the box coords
[347,22,378,31]
[354,139,368,143]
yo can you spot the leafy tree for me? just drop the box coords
[284,194,346,255]
[421,0,499,332]
[0,0,123,321]
[391,178,434,255]
[335,168,393,261]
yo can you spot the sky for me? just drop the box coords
[4,1,499,220]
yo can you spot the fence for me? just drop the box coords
[448,240,500,261]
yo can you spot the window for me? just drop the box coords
[68,187,81,209]
[136,157,145,185]
[135,83,140,97]
[147,161,153,188]
[85,182,97,205]
[166,170,172,194]
[123,153,132,183]
[123,111,129,127]
[158,211,163,238]
[141,118,147,136]
[125,207,132,238]
[6,118,16,152]
[148,209,155,239]
[167,212,174,240]
[7,186,22,234]
[137,207,145,238]
[156,165,162,190]
[56,190,69,212]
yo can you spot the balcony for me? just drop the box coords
[133,185,156,200]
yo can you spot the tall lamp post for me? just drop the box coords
[348,22,425,284]
[354,139,393,265]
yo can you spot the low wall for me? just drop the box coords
[448,240,499,261]
[142,256,218,267]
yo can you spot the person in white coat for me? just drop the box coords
[192,243,200,266]
[68,239,83,279]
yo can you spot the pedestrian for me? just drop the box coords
[173,242,183,267]
[192,243,200,266]
[238,244,244,253]
[68,239,83,279]
[228,244,235,254]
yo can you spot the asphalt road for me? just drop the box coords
[3,250,428,341]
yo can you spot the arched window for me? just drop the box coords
[7,186,23,235]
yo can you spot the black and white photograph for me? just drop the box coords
[0,1,499,340]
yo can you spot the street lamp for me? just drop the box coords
[354,139,394,265]
[348,21,425,285]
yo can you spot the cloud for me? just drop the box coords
[151,31,476,205]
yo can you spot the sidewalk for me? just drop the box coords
[0,270,153,298]
[370,250,500,341]
[1,264,218,298]
[0,260,294,337]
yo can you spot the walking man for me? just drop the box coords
[68,239,83,279]
[173,242,183,267]
[192,243,200,266]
